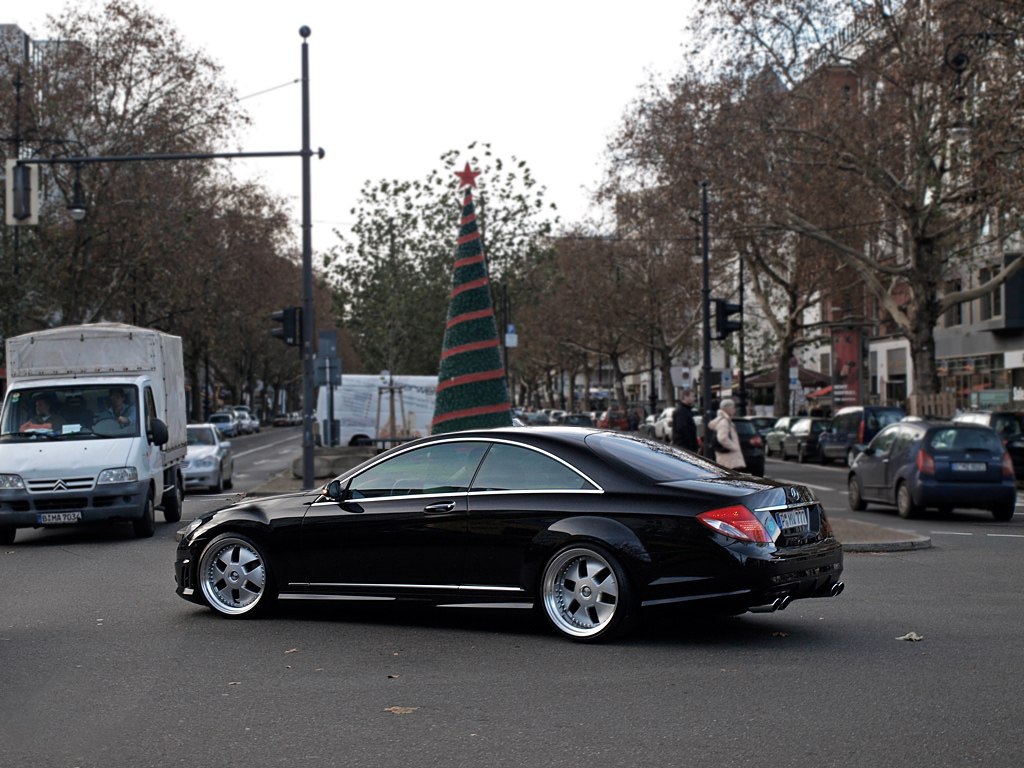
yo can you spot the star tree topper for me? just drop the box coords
[455,162,481,189]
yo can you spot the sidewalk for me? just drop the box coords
[249,471,931,553]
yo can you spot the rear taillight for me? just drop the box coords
[916,449,935,475]
[698,505,771,544]
[1002,451,1014,478]
[749,435,763,448]
[858,421,865,444]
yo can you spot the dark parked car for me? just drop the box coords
[765,416,800,458]
[953,411,1024,484]
[781,417,831,463]
[748,416,777,437]
[732,416,766,476]
[818,405,906,466]
[848,421,1016,520]
[176,427,844,641]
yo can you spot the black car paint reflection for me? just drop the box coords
[176,428,843,641]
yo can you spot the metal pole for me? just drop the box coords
[738,253,746,416]
[299,26,316,489]
[701,182,712,456]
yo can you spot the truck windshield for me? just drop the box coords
[1,385,140,439]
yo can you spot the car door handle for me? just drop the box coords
[424,501,456,514]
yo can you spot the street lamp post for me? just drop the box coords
[12,28,324,488]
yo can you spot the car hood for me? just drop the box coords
[0,438,135,475]
[186,445,220,460]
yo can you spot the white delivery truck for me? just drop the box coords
[315,372,437,447]
[0,323,187,544]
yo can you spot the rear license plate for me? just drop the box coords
[38,512,82,524]
[776,509,809,530]
[952,462,986,472]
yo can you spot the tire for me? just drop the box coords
[198,533,275,617]
[163,470,183,523]
[214,465,225,494]
[896,482,919,519]
[540,544,635,642]
[224,461,234,491]
[848,475,867,510]
[0,526,15,545]
[132,489,156,538]
[846,448,857,468]
[992,504,1015,522]
[797,444,807,463]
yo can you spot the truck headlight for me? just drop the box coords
[97,467,139,484]
[0,474,25,489]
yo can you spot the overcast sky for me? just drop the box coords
[15,1,697,252]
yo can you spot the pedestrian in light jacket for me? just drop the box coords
[707,398,746,470]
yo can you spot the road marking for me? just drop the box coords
[986,533,1024,539]
[233,434,300,459]
[930,531,974,536]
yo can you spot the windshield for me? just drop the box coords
[187,426,217,446]
[1,385,140,440]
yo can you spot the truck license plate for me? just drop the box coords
[38,512,82,525]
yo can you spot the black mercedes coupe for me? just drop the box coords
[175,427,844,641]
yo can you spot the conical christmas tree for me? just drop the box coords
[431,163,512,434]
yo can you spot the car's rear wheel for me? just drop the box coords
[992,504,1015,522]
[896,482,919,519]
[848,475,867,511]
[540,544,634,642]
[797,444,807,463]
[198,533,275,617]
[132,489,155,538]
[0,526,14,545]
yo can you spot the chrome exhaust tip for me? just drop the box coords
[777,594,793,611]
[748,597,784,613]
[830,581,845,597]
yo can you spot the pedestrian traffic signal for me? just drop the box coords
[4,160,39,226]
[271,307,302,346]
[713,298,742,340]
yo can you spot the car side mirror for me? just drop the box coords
[148,418,169,447]
[326,479,345,501]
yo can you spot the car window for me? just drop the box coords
[871,409,905,430]
[348,441,488,498]
[891,426,918,455]
[187,428,215,446]
[930,428,1003,453]
[471,443,594,491]
[586,432,720,482]
[991,414,1021,438]
[733,420,755,436]
[811,420,827,433]
[870,426,900,453]
[793,419,810,435]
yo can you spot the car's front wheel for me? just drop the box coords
[992,504,1015,522]
[198,533,275,617]
[848,475,867,511]
[540,544,634,642]
[132,489,155,538]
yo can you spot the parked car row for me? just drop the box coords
[765,406,906,466]
[208,406,261,438]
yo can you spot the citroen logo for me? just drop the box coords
[789,487,800,501]
[52,480,68,492]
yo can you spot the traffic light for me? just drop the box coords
[713,298,742,340]
[271,306,302,346]
[4,160,39,226]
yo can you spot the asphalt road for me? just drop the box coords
[1,444,1022,767]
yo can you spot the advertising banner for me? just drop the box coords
[831,327,862,407]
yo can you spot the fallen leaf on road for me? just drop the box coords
[388,674,400,679]
[896,632,924,641]
[285,648,298,654]
[384,706,418,715]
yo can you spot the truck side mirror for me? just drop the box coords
[148,418,169,446]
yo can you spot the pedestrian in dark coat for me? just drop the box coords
[671,389,699,452]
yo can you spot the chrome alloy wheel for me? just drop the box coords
[199,535,268,616]
[541,546,623,640]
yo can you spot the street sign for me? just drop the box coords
[315,356,341,387]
